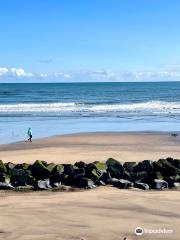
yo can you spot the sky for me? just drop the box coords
[1,0,180,82]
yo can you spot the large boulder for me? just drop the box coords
[52,164,64,174]
[153,159,180,177]
[0,160,7,173]
[46,163,57,172]
[63,164,85,176]
[134,160,153,172]
[123,162,137,172]
[111,178,134,189]
[73,174,96,189]
[74,161,87,169]
[165,175,180,188]
[106,158,124,178]
[0,173,10,183]
[30,160,51,180]
[85,162,107,183]
[167,158,180,169]
[5,162,16,174]
[15,163,29,171]
[9,168,35,186]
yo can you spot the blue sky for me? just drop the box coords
[1,0,180,82]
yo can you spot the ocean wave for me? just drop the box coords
[0,101,180,115]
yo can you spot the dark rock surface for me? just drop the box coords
[0,157,179,191]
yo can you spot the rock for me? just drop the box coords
[123,162,137,172]
[168,159,180,169]
[153,179,168,190]
[30,160,51,179]
[99,171,112,183]
[75,161,87,169]
[0,182,14,190]
[15,163,29,170]
[52,164,64,174]
[0,160,7,173]
[106,158,124,178]
[34,179,52,190]
[132,171,149,182]
[134,160,153,172]
[153,159,180,177]
[73,175,96,189]
[94,162,107,171]
[85,162,107,183]
[165,175,180,188]
[46,163,57,172]
[111,178,134,189]
[0,173,10,183]
[134,182,149,190]
[63,164,85,176]
[5,162,15,173]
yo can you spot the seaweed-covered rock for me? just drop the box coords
[73,174,96,188]
[134,160,153,172]
[0,160,7,173]
[9,167,35,186]
[63,164,85,176]
[123,162,137,172]
[111,178,134,189]
[46,163,57,172]
[106,158,124,178]
[5,162,15,173]
[30,160,51,179]
[153,159,180,177]
[0,173,10,183]
[153,179,168,190]
[52,164,64,174]
[168,158,180,169]
[132,171,149,182]
[15,163,29,170]
[134,182,149,190]
[165,175,180,187]
[74,161,87,169]
[85,162,107,183]
[34,179,52,190]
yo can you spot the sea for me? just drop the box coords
[0,82,180,143]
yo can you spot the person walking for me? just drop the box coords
[27,127,32,142]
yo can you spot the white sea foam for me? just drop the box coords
[0,101,179,114]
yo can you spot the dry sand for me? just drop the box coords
[0,132,180,240]
[0,187,179,240]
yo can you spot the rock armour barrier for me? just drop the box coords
[0,157,180,191]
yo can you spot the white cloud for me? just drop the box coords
[0,67,8,76]
[54,72,72,78]
[10,67,33,77]
[1,64,180,82]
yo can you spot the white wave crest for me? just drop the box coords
[0,101,179,114]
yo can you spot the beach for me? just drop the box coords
[0,132,180,240]
[0,132,180,164]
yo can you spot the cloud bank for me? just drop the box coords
[1,65,180,82]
